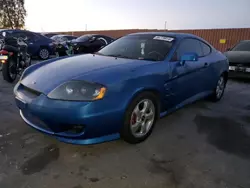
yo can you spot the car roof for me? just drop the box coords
[60,34,76,37]
[239,40,250,43]
[0,29,35,34]
[0,29,22,32]
[128,32,199,39]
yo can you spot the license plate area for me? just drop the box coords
[235,66,246,72]
[0,55,8,60]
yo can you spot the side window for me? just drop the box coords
[171,38,203,61]
[200,42,211,56]
[11,32,22,38]
[67,36,76,40]
[61,37,67,41]
[17,32,27,38]
[26,32,40,42]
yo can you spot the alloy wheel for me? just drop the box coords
[39,49,49,59]
[130,99,155,138]
[216,76,225,99]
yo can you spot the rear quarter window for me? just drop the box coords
[200,42,211,56]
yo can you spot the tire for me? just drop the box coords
[2,57,17,83]
[210,74,226,102]
[26,54,31,67]
[38,48,50,60]
[120,92,159,144]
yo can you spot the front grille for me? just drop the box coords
[229,62,250,68]
[22,110,85,135]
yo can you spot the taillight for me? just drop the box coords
[0,50,13,56]
[0,50,9,55]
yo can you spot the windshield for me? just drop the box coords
[98,35,174,61]
[76,35,91,42]
[231,41,250,51]
[51,35,60,40]
[0,31,11,38]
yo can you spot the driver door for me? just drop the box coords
[166,38,207,109]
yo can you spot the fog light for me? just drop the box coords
[65,124,85,134]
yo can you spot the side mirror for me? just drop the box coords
[226,48,231,51]
[180,52,198,62]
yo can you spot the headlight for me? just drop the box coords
[47,81,106,101]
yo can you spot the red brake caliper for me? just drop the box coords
[131,113,137,125]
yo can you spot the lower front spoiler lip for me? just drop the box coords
[55,133,120,145]
[19,110,120,145]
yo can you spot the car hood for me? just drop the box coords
[21,54,154,94]
[224,51,250,63]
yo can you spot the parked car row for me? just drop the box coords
[0,29,115,61]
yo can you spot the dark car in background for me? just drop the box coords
[51,35,78,57]
[224,40,250,78]
[42,33,60,38]
[51,34,77,42]
[0,29,55,60]
[71,34,114,54]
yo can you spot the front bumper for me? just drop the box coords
[229,71,250,79]
[14,84,123,145]
[228,66,250,79]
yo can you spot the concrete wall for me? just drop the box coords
[57,28,250,52]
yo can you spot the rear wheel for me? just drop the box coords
[121,92,159,144]
[210,74,226,101]
[2,57,17,83]
[26,53,31,67]
[39,48,50,60]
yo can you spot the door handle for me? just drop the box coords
[204,62,208,67]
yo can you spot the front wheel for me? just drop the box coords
[2,57,17,83]
[121,92,159,144]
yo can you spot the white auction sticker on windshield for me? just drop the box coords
[153,36,174,42]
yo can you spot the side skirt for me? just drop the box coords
[160,90,213,118]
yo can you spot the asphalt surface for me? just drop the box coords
[0,68,250,188]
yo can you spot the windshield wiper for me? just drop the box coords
[94,52,103,55]
[139,57,158,61]
[106,54,131,59]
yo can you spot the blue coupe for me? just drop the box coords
[14,32,229,145]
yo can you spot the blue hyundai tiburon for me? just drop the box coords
[14,32,229,145]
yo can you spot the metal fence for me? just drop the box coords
[56,28,250,52]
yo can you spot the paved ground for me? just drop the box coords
[0,72,250,188]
